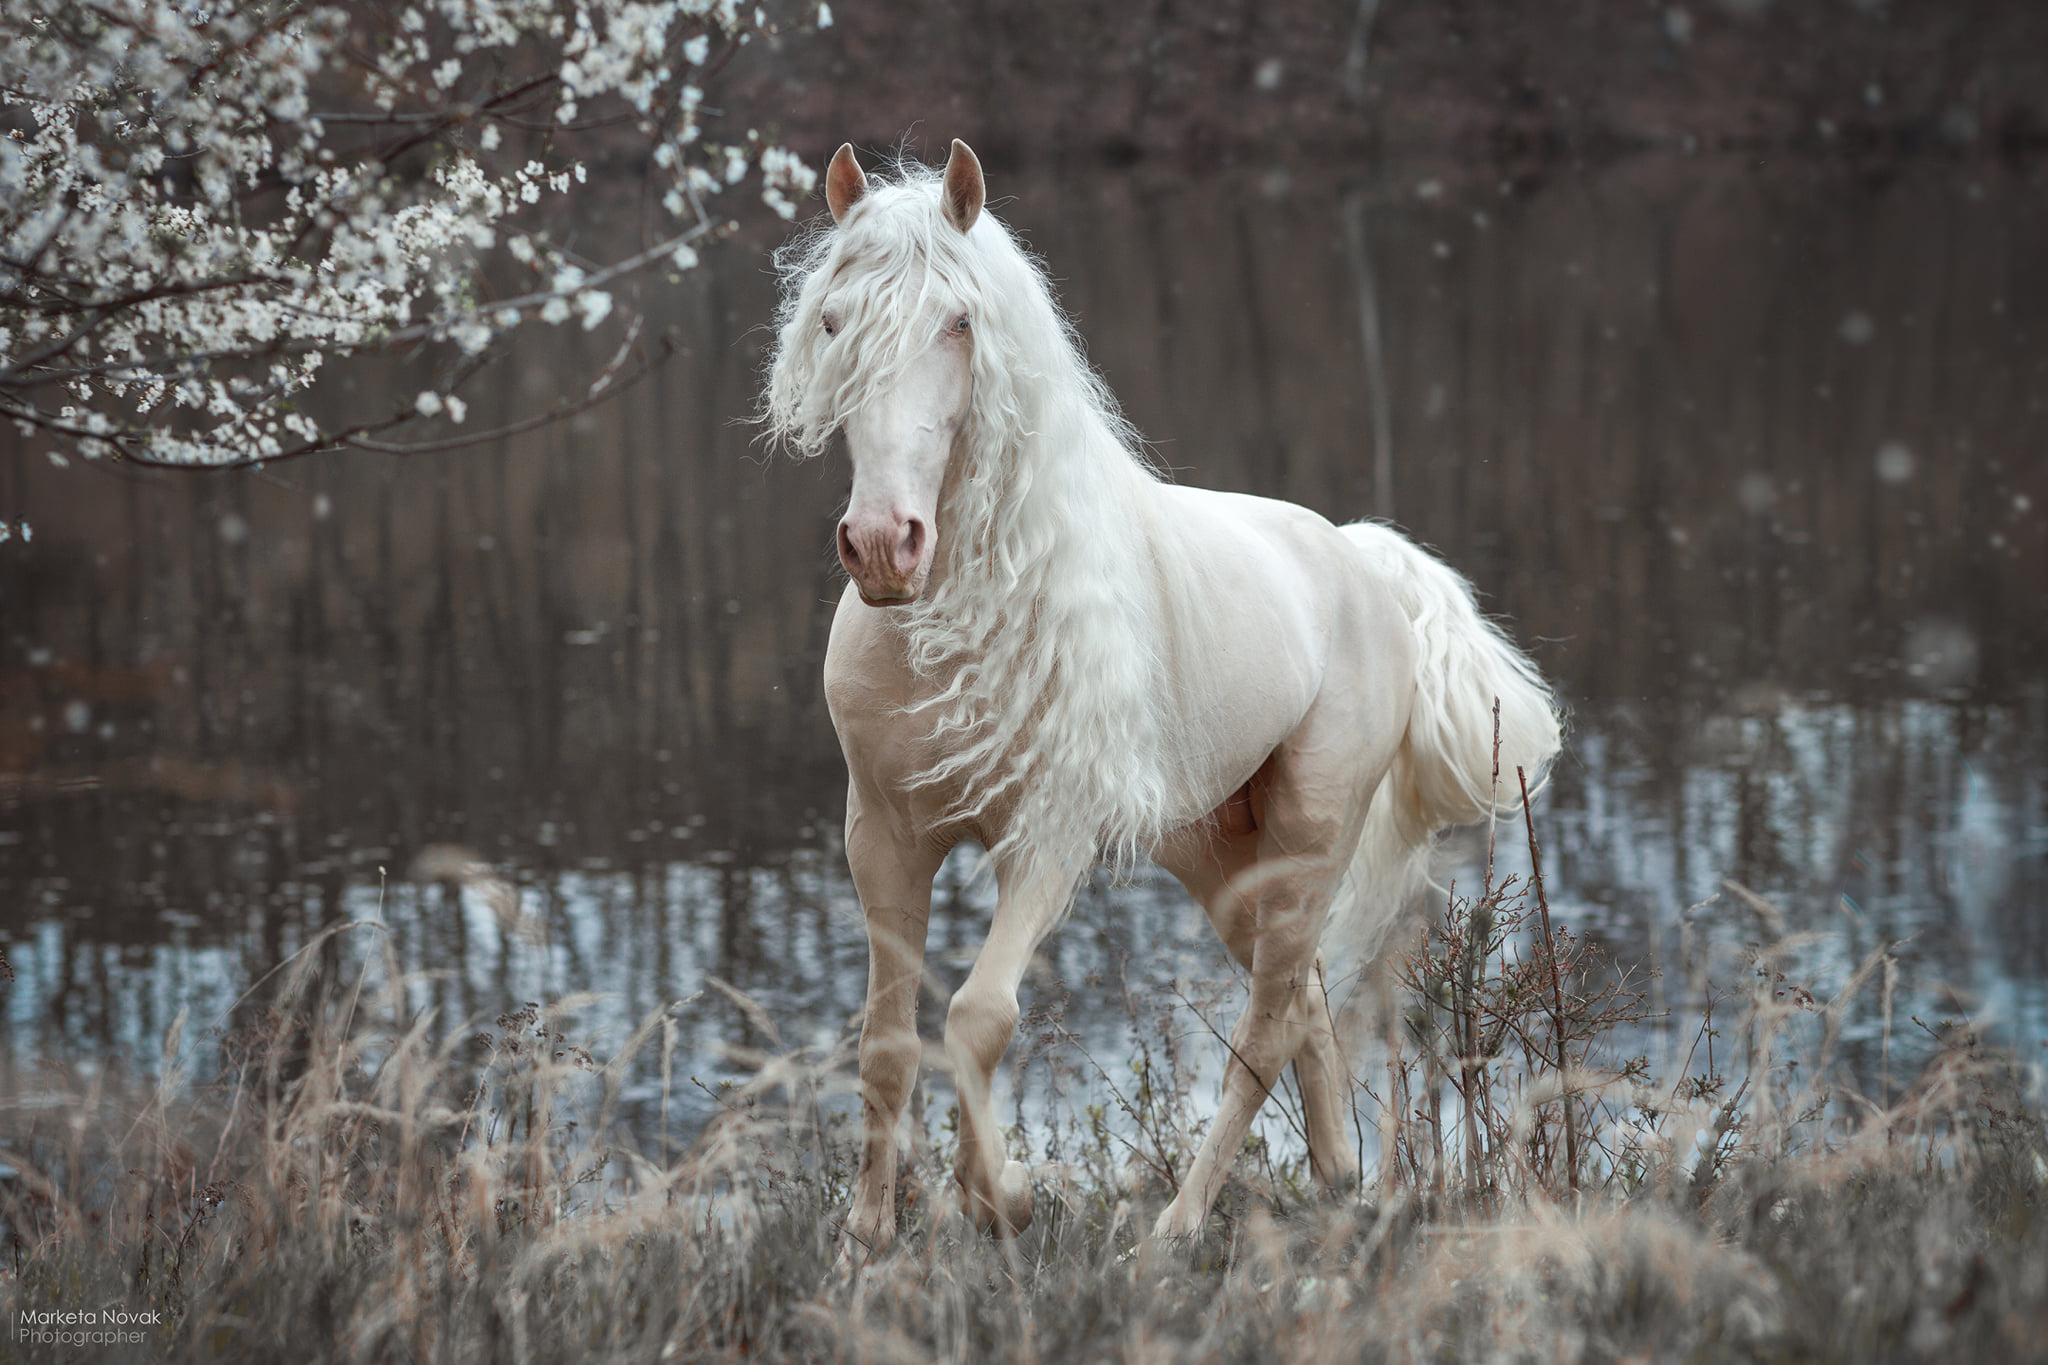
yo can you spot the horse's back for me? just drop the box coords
[1148,484,1383,604]
[1140,484,1419,802]
[1146,484,1416,667]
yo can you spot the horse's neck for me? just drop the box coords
[969,419,1159,616]
[897,391,1198,864]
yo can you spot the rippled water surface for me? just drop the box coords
[4,157,2045,1149]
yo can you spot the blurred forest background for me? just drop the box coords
[3,0,2044,1142]
[731,0,2048,169]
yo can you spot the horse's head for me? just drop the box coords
[764,140,989,608]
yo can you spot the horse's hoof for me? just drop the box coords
[995,1159,1033,1236]
[1313,1159,1364,1198]
[959,1161,1035,1237]
[1149,1202,1204,1242]
[835,1208,895,1270]
[1135,1222,1200,1271]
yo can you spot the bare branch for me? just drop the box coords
[345,326,671,460]
[2,0,823,467]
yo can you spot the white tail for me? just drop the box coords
[1320,522,1564,980]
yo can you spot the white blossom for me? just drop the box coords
[576,289,613,329]
[0,0,831,466]
[448,320,493,354]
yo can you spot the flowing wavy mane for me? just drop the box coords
[762,160,1184,880]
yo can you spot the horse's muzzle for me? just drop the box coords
[838,513,929,606]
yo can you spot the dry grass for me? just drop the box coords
[3,853,2045,1364]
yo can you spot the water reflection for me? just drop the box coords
[3,158,2044,1144]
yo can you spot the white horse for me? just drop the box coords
[763,140,1560,1253]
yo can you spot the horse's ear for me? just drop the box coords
[941,139,983,234]
[826,143,867,223]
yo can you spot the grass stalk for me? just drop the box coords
[1517,762,1578,1195]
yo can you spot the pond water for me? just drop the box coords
[3,156,2045,1156]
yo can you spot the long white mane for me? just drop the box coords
[763,161,1184,883]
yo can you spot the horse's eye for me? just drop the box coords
[822,316,838,337]
[952,315,970,334]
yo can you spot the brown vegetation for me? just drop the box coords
[2,848,2042,1363]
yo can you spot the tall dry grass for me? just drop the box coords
[3,836,2045,1364]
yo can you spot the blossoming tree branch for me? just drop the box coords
[0,0,826,468]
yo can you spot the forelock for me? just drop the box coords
[764,163,1023,454]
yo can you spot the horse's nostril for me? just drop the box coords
[838,521,862,569]
[900,517,926,569]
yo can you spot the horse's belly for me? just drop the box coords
[1214,778,1258,836]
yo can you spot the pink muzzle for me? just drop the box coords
[838,513,928,605]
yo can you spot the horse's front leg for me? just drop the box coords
[945,856,1080,1236]
[841,794,943,1265]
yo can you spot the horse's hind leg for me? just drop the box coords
[1157,827,1361,1195]
[944,856,1081,1236]
[1150,890,1329,1241]
[1151,692,1401,1240]
[1295,955,1362,1191]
